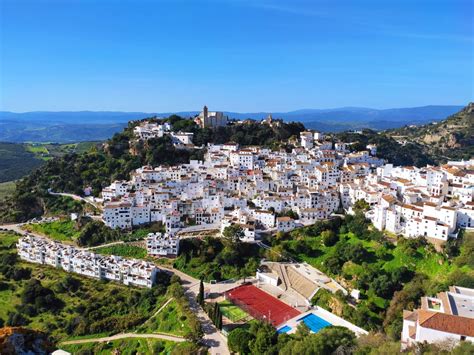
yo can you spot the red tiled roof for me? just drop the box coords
[418,310,474,336]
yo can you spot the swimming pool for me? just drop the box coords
[297,313,332,333]
[277,325,292,334]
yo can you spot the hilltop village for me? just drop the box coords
[104,108,474,247]
[5,107,474,353]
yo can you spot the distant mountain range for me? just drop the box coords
[0,105,464,142]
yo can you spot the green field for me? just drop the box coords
[25,142,100,160]
[219,300,250,322]
[94,244,147,259]
[23,219,81,243]
[26,144,50,158]
[60,337,191,354]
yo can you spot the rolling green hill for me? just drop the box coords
[0,143,45,183]
[0,142,100,183]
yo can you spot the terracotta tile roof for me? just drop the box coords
[382,195,397,203]
[403,310,417,321]
[418,310,474,336]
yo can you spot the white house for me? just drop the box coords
[402,286,474,349]
[276,216,295,232]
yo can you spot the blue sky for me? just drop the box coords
[0,0,472,112]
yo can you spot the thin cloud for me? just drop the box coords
[228,0,473,43]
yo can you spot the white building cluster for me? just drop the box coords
[102,134,386,241]
[133,121,171,139]
[103,126,473,244]
[133,120,194,147]
[343,159,474,242]
[17,235,159,288]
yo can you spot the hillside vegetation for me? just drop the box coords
[387,103,474,162]
[269,215,474,337]
[0,232,170,341]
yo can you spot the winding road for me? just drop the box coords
[48,190,103,211]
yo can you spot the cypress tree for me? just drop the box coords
[197,279,204,306]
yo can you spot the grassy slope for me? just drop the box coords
[0,231,166,340]
[137,298,192,336]
[23,219,81,243]
[173,238,262,282]
[285,230,464,311]
[94,244,148,259]
[289,231,455,280]
[61,338,186,354]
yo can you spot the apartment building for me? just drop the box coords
[17,236,159,288]
[146,232,180,257]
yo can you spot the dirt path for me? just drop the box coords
[60,332,186,345]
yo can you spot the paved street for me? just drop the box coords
[160,266,230,355]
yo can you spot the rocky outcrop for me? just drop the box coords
[0,327,55,355]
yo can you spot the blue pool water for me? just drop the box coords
[297,313,331,333]
[277,325,292,334]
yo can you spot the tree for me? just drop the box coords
[196,279,204,306]
[372,274,395,299]
[324,255,344,275]
[6,312,30,326]
[280,326,356,355]
[294,322,311,339]
[321,230,338,247]
[353,199,370,212]
[215,306,223,330]
[185,316,203,343]
[342,243,369,264]
[249,322,278,354]
[228,328,254,354]
[384,274,428,339]
[20,279,64,314]
[222,224,244,244]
